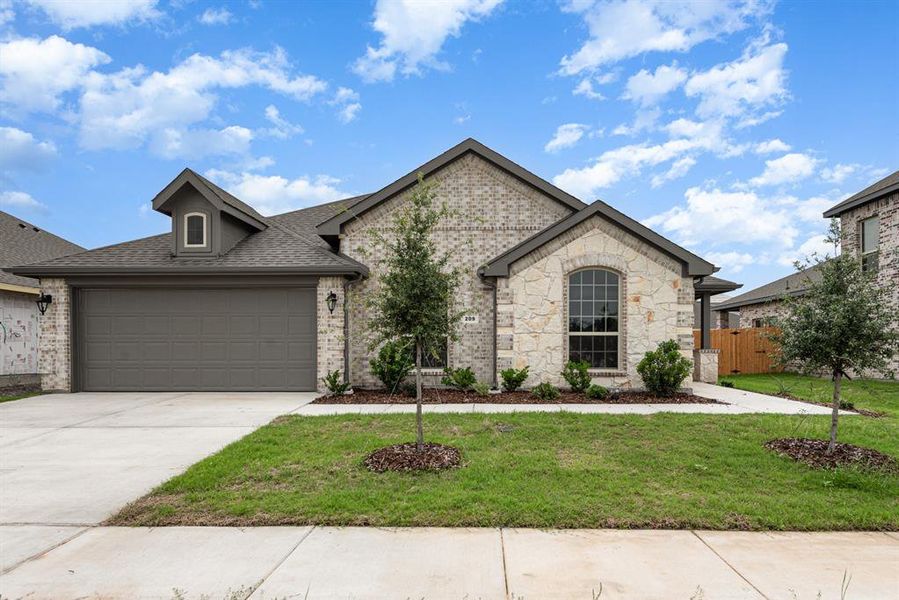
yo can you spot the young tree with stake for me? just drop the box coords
[775,220,897,454]
[366,175,463,451]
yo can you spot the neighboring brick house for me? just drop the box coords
[712,265,823,329]
[0,211,84,388]
[7,139,739,393]
[824,169,898,375]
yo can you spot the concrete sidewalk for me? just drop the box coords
[295,382,846,416]
[1,526,895,599]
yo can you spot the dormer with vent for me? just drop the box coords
[151,168,267,258]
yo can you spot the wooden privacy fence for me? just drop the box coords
[693,326,782,376]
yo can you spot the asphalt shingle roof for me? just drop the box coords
[713,264,823,312]
[7,195,370,276]
[823,169,899,217]
[0,210,85,288]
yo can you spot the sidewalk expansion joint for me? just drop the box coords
[690,530,769,600]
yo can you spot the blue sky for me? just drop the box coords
[0,0,896,290]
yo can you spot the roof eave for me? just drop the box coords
[5,264,368,278]
[823,181,899,217]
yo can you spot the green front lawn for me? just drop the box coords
[722,373,899,418]
[112,402,899,530]
[0,390,42,404]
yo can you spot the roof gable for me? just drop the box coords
[823,169,899,217]
[316,138,587,239]
[152,168,267,231]
[480,199,717,277]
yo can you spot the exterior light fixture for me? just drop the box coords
[325,290,338,314]
[36,293,53,315]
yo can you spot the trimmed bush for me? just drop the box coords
[321,369,351,395]
[500,366,529,392]
[585,384,609,400]
[472,381,491,397]
[718,379,735,388]
[561,360,592,392]
[532,381,560,401]
[441,366,477,391]
[636,339,692,397]
[370,339,413,393]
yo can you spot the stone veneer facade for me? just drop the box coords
[498,215,695,389]
[838,190,898,375]
[341,153,572,387]
[35,277,71,391]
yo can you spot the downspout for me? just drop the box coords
[478,268,498,389]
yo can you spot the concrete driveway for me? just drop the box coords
[0,391,317,572]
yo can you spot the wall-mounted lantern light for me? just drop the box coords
[36,293,53,315]
[325,290,338,314]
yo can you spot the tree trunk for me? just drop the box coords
[828,369,841,455]
[415,341,424,452]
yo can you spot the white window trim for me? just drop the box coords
[184,212,208,248]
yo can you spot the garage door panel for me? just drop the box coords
[78,287,316,391]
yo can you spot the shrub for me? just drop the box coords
[718,379,735,388]
[370,339,413,392]
[561,360,592,392]
[500,366,529,392]
[585,384,608,400]
[321,369,351,395]
[636,339,693,397]
[532,381,560,401]
[441,366,477,390]
[472,381,491,397]
[399,381,417,397]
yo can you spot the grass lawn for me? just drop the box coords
[0,390,42,404]
[112,383,899,530]
[722,373,899,418]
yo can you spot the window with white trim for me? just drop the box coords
[861,216,879,273]
[568,269,619,369]
[184,212,207,247]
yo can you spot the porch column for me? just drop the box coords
[699,292,711,349]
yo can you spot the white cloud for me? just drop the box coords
[353,0,503,83]
[611,106,660,136]
[703,250,755,273]
[24,0,160,29]
[204,169,349,215]
[559,0,764,75]
[79,47,327,152]
[262,105,303,139]
[650,156,696,187]
[622,63,687,105]
[820,163,857,184]
[643,186,798,248]
[573,78,606,101]
[0,190,46,211]
[545,123,589,153]
[198,7,233,25]
[749,152,819,186]
[149,126,253,160]
[753,138,790,154]
[0,0,14,26]
[454,114,471,124]
[684,35,788,120]
[329,87,361,123]
[778,233,836,267]
[775,194,832,224]
[0,127,57,173]
[0,35,110,113]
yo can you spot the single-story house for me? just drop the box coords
[1,210,85,388]
[7,139,740,393]
[712,264,822,328]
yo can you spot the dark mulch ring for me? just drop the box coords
[765,438,899,473]
[364,442,462,473]
[776,393,886,418]
[316,387,722,405]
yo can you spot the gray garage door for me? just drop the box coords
[76,287,316,391]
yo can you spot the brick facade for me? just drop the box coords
[36,277,71,391]
[316,276,347,393]
[341,153,572,387]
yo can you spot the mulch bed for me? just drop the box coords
[765,438,899,473]
[364,442,462,473]
[316,387,721,405]
[0,384,41,399]
[776,393,885,418]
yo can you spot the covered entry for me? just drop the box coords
[75,286,316,391]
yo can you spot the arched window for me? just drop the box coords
[184,212,207,247]
[568,269,619,369]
